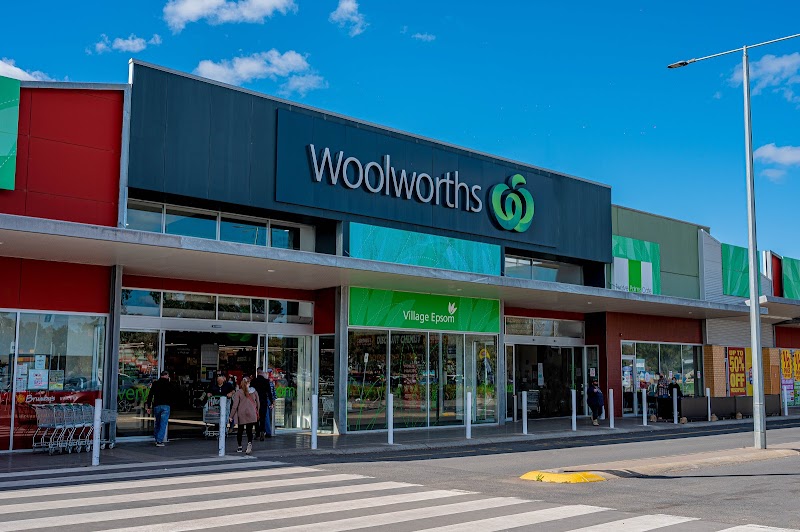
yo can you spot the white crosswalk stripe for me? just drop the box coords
[0,461,794,532]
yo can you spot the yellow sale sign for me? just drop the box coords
[728,348,746,396]
[781,349,794,380]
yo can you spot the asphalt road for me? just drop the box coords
[293,425,800,529]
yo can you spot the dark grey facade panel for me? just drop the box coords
[128,63,612,263]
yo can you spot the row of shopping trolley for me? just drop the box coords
[31,404,117,455]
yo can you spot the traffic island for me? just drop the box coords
[520,471,606,483]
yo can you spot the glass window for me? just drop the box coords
[555,320,584,339]
[0,312,16,451]
[220,218,267,246]
[505,317,533,336]
[534,319,554,337]
[271,225,301,250]
[267,335,312,430]
[165,208,217,239]
[660,344,682,385]
[531,262,559,282]
[467,334,497,423]
[268,300,313,324]
[505,257,533,279]
[121,289,161,316]
[162,292,216,319]
[218,296,252,321]
[429,333,465,427]
[117,331,160,437]
[347,330,388,431]
[252,299,267,322]
[126,202,162,233]
[636,343,659,393]
[390,331,428,428]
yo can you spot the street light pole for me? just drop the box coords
[668,33,800,450]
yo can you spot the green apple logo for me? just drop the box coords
[489,174,534,232]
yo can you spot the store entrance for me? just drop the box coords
[510,345,598,419]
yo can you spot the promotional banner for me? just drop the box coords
[349,287,500,333]
[0,75,20,191]
[611,235,661,295]
[745,348,754,396]
[794,349,800,406]
[781,349,794,403]
[728,347,747,396]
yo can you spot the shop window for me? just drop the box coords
[505,317,534,336]
[659,344,682,382]
[268,300,313,324]
[504,255,583,285]
[126,201,163,233]
[0,313,16,450]
[555,320,584,339]
[505,257,534,280]
[121,289,161,316]
[347,330,388,431]
[165,208,217,240]
[220,218,267,246]
[117,331,160,437]
[252,299,267,322]
[162,292,216,319]
[534,319,554,337]
[271,225,301,250]
[217,296,253,321]
[467,334,497,423]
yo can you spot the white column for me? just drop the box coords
[642,389,648,426]
[466,391,472,439]
[311,394,318,450]
[521,391,528,435]
[387,393,394,445]
[609,389,615,429]
[706,387,712,421]
[218,397,227,457]
[673,389,679,424]
[571,389,577,431]
[92,398,102,467]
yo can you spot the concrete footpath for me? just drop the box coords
[2,409,799,474]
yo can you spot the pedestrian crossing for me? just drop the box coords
[0,460,795,532]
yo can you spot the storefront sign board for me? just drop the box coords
[728,347,746,396]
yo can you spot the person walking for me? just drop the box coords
[146,370,177,447]
[252,368,273,440]
[229,377,260,454]
[587,379,605,427]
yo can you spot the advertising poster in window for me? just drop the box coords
[745,348,754,396]
[728,348,746,396]
[794,349,800,406]
[48,370,64,391]
[780,349,794,402]
[27,369,48,391]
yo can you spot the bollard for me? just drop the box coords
[706,387,712,421]
[642,389,648,426]
[513,395,518,423]
[466,391,472,439]
[311,394,318,450]
[571,389,577,431]
[218,396,227,457]
[784,388,790,417]
[609,389,615,429]
[92,398,102,466]
[673,390,679,425]
[387,393,394,445]
[521,391,528,435]
[633,388,639,417]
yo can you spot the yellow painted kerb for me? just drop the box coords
[520,471,606,483]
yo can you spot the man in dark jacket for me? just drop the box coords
[587,379,605,427]
[146,371,177,447]
[252,368,273,440]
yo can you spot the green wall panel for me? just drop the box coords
[0,76,20,191]
[783,257,800,300]
[349,287,500,333]
[349,222,501,276]
[722,243,755,298]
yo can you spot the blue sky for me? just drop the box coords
[2,1,800,258]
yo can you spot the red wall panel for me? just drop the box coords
[314,288,336,335]
[0,258,109,313]
[504,307,584,321]
[773,255,783,297]
[0,87,122,227]
[776,327,800,349]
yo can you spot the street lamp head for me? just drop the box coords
[667,59,696,69]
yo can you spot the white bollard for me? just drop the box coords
[521,391,528,435]
[387,393,394,445]
[513,395,518,423]
[218,396,227,457]
[466,391,472,439]
[92,398,102,466]
[633,388,639,417]
[673,390,679,424]
[571,389,577,431]
[784,388,790,417]
[706,387,712,421]
[642,389,648,426]
[609,389,615,429]
[311,394,318,450]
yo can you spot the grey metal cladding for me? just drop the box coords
[128,63,612,263]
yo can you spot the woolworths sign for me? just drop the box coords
[349,287,500,334]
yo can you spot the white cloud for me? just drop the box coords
[760,168,787,183]
[730,52,800,105]
[194,49,326,97]
[90,34,162,54]
[279,74,328,97]
[412,32,436,42]
[164,0,296,33]
[0,58,53,81]
[754,143,800,166]
[713,91,722,100]
[329,0,367,37]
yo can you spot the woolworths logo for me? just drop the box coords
[489,174,534,232]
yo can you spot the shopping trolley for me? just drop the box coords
[100,408,117,449]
